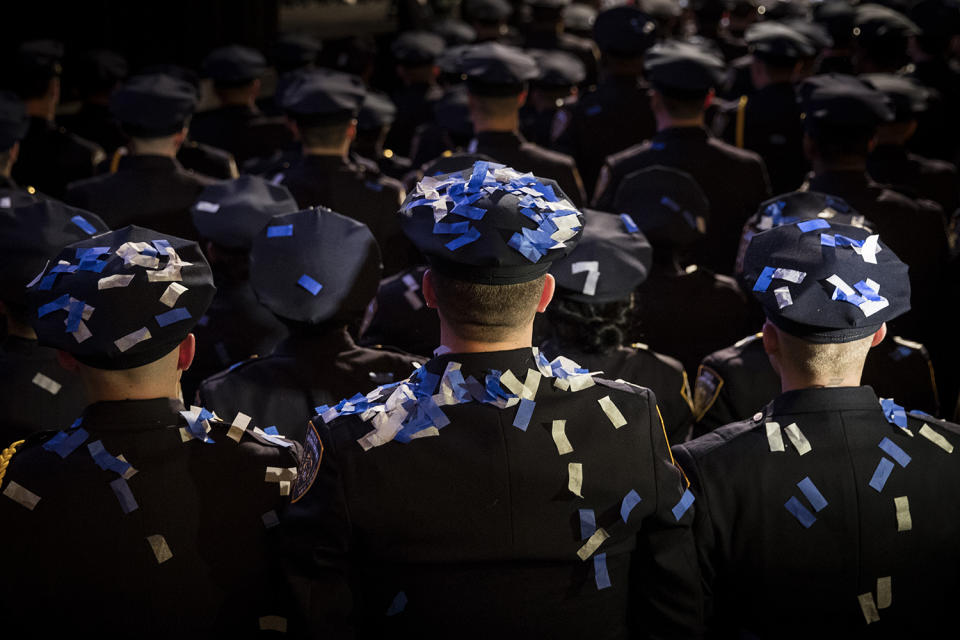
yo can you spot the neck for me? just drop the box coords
[80,371,183,403]
[437,320,533,354]
[474,115,520,134]
[656,114,703,131]
[25,98,55,122]
[304,143,349,159]
[131,138,179,158]
[812,157,867,173]
[778,367,863,393]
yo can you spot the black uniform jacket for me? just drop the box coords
[64,154,217,240]
[0,335,87,446]
[540,340,695,444]
[673,386,960,638]
[0,398,302,638]
[12,116,104,199]
[198,328,424,444]
[276,154,417,276]
[282,347,703,639]
[693,333,941,436]
[866,144,959,216]
[467,130,587,207]
[190,104,294,165]
[594,127,772,275]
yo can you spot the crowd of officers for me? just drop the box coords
[0,0,959,636]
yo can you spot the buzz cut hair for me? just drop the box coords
[777,329,873,380]
[430,272,545,342]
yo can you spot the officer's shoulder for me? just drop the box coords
[888,335,932,360]
[0,428,75,488]
[705,134,766,165]
[605,141,652,167]
[702,333,764,368]
[679,414,764,460]
[203,413,302,462]
[904,409,960,440]
[593,374,655,400]
[521,141,577,168]
[629,342,685,374]
[64,171,112,194]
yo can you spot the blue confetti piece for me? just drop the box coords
[650,142,665,150]
[50,263,79,274]
[42,427,89,458]
[38,273,59,291]
[796,477,828,513]
[620,489,642,522]
[825,195,849,212]
[753,266,776,292]
[155,307,192,327]
[586,104,603,116]
[507,232,545,263]
[364,180,384,192]
[671,488,695,521]
[797,219,831,232]
[467,161,488,191]
[264,426,280,436]
[76,247,110,260]
[65,300,85,333]
[433,221,471,235]
[445,226,481,251]
[110,477,139,514]
[579,508,596,540]
[594,553,612,590]
[880,398,908,429]
[227,360,244,372]
[512,398,535,431]
[77,258,107,273]
[315,404,330,416]
[820,233,837,247]
[538,183,558,202]
[444,369,471,403]
[385,591,407,616]
[421,396,451,429]
[660,196,681,212]
[151,239,172,254]
[520,207,542,223]
[297,274,323,296]
[451,201,486,220]
[266,224,294,237]
[416,370,440,397]
[878,437,911,468]
[38,294,70,317]
[70,215,97,235]
[69,417,83,429]
[834,234,862,248]
[88,440,131,476]
[869,457,895,492]
[784,496,816,528]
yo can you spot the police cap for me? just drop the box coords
[644,41,725,99]
[391,31,446,66]
[110,73,198,137]
[594,7,659,56]
[798,73,894,131]
[202,45,267,87]
[461,43,539,96]
[612,166,710,248]
[191,176,299,249]
[861,73,930,121]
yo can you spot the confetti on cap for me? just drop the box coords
[227,412,252,442]
[31,372,61,395]
[146,534,173,563]
[297,274,323,296]
[266,224,293,237]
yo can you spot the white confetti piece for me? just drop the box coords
[598,395,627,429]
[568,462,583,497]
[766,422,785,452]
[159,282,188,307]
[31,372,61,395]
[279,480,291,496]
[919,424,954,453]
[860,234,880,264]
[146,264,182,282]
[568,374,596,392]
[259,616,287,632]
[552,420,574,455]
[146,534,173,563]
[774,286,793,309]
[98,274,135,289]
[25,260,49,288]
[71,320,92,343]
[576,527,609,561]
[894,496,912,532]
[877,576,892,609]
[858,593,880,624]
[772,268,806,283]
[2,481,41,510]
[195,201,220,213]
[784,422,812,455]
[498,370,524,396]
[0,196,10,208]
[265,467,298,483]
[227,412,251,442]
[410,427,440,439]
[521,369,542,400]
[114,327,151,352]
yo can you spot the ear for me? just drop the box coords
[536,274,555,313]
[251,77,262,96]
[177,334,196,371]
[517,89,528,109]
[174,127,189,148]
[648,89,662,112]
[9,140,19,164]
[761,319,780,356]
[703,89,715,110]
[422,268,438,309]
[57,350,80,372]
[870,322,887,348]
[287,117,300,140]
[346,119,358,142]
[867,135,878,153]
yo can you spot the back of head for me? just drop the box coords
[278,68,366,146]
[191,175,299,252]
[612,165,710,251]
[250,207,382,330]
[13,40,63,101]
[799,73,894,160]
[644,40,725,116]
[593,7,658,59]
[110,73,198,140]
[26,225,216,370]
[202,44,266,89]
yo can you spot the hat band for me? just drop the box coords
[427,255,552,285]
[767,312,883,344]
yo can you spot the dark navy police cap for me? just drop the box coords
[27,225,216,370]
[799,73,894,131]
[203,45,267,87]
[250,207,382,325]
[358,89,397,131]
[594,7,658,56]
[0,201,108,307]
[391,31,446,66]
[854,4,920,45]
[780,18,834,53]
[271,33,322,73]
[465,0,513,23]
[432,19,478,46]
[74,49,128,93]
[419,152,497,178]
[735,191,871,275]
[191,176,299,249]
[0,91,28,150]
[746,22,817,64]
[279,69,367,124]
[15,40,64,79]
[400,161,584,284]
[644,41,725,98]
[861,73,930,121]
[743,220,910,343]
[529,50,586,88]
[550,209,653,303]
[461,43,539,96]
[110,73,198,137]
[613,166,709,248]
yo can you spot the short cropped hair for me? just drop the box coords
[658,92,707,120]
[807,124,874,162]
[296,118,352,149]
[431,272,545,342]
[777,329,872,381]
[470,94,521,119]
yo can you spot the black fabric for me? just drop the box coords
[12,117,104,199]
[190,104,294,166]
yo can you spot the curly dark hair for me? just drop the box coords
[545,296,633,355]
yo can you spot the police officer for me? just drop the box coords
[812,0,857,75]
[10,40,105,199]
[0,225,301,637]
[862,73,959,215]
[540,209,695,443]
[353,88,413,180]
[520,50,585,148]
[181,176,295,399]
[56,49,129,155]
[271,69,417,276]
[0,91,31,198]
[614,165,755,380]
[716,22,813,194]
[456,42,587,207]
[198,207,423,443]
[595,41,771,276]
[190,45,294,165]
[463,0,519,44]
[551,6,659,201]
[852,4,918,74]
[695,191,941,435]
[281,161,702,636]
[522,0,599,88]
[385,31,446,159]
[64,73,217,240]
[359,264,439,357]
[0,201,107,445]
[673,219,960,637]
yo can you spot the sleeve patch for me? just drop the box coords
[693,365,724,422]
[291,421,323,503]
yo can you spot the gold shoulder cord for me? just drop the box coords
[735,95,748,149]
[0,440,25,487]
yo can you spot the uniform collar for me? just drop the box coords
[0,174,18,189]
[275,326,356,357]
[80,398,185,432]
[769,385,881,417]
[301,153,350,170]
[806,169,875,194]
[652,126,709,144]
[118,154,183,173]
[473,130,526,150]
[425,346,537,378]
